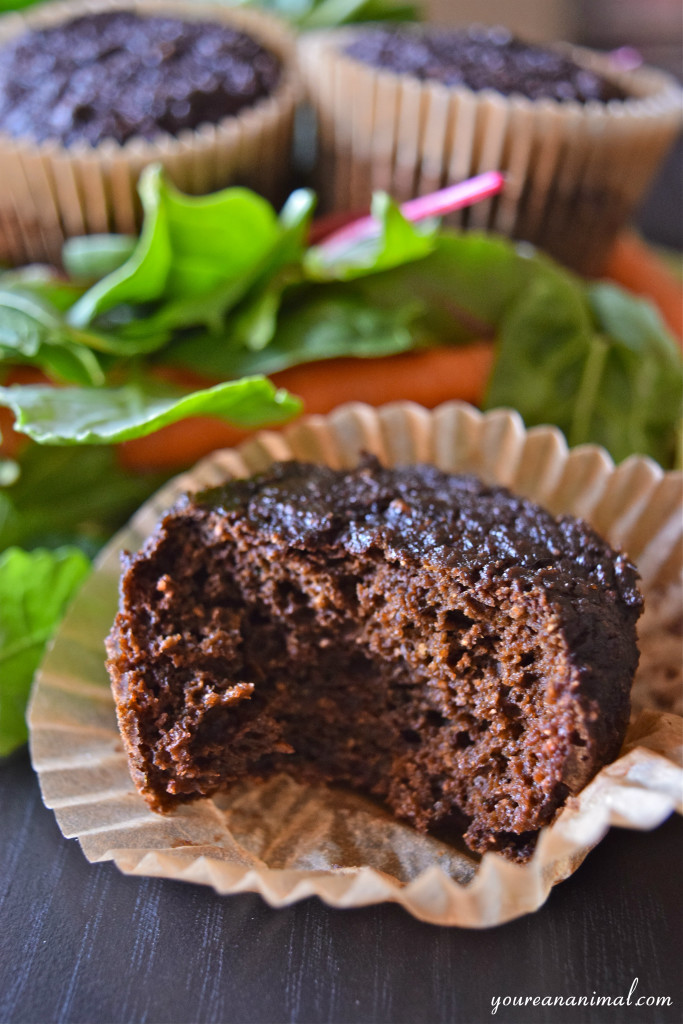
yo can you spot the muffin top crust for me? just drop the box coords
[0,9,282,146]
[344,25,627,103]
[196,457,641,609]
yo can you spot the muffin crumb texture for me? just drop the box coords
[344,25,627,103]
[0,9,281,146]
[107,458,642,862]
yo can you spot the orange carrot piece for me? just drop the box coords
[117,343,495,472]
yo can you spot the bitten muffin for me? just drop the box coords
[0,0,299,265]
[299,23,682,273]
[106,457,642,861]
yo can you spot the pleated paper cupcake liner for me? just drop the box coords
[29,401,683,927]
[298,29,683,274]
[0,0,299,266]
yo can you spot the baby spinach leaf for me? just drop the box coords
[588,281,682,365]
[62,234,137,282]
[68,166,310,329]
[0,546,90,756]
[67,168,171,328]
[168,291,421,378]
[0,445,168,552]
[222,0,418,28]
[0,266,86,311]
[120,186,315,341]
[257,291,421,371]
[0,376,301,444]
[485,270,683,467]
[308,193,436,279]
[588,283,683,465]
[296,0,418,27]
[485,267,594,423]
[0,285,105,386]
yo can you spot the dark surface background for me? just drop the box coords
[638,141,683,252]
[1,745,682,1024]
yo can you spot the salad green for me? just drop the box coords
[0,445,168,553]
[0,546,90,755]
[0,164,680,756]
[0,0,419,24]
[241,0,420,28]
[0,378,300,445]
[4,166,677,463]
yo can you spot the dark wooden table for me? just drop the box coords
[1,745,682,1024]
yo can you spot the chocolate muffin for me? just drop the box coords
[343,25,627,104]
[106,457,642,861]
[0,1,298,265]
[0,10,282,147]
[299,23,682,273]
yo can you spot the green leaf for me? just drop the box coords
[120,186,314,341]
[0,266,170,365]
[0,285,105,386]
[68,165,293,328]
[588,281,681,362]
[0,0,45,10]
[261,291,421,370]
[66,168,173,327]
[218,0,418,28]
[485,267,594,425]
[297,0,418,26]
[0,266,86,311]
[0,445,169,551]
[308,193,436,280]
[62,234,137,282]
[0,377,302,444]
[485,270,683,466]
[170,291,421,378]
[299,0,374,25]
[0,546,90,756]
[0,288,63,356]
[588,284,683,465]
[228,285,284,353]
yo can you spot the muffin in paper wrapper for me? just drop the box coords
[28,401,682,927]
[0,0,299,266]
[298,28,683,274]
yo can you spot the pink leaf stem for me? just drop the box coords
[318,172,506,254]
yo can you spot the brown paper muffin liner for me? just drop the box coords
[28,402,683,927]
[0,0,299,266]
[298,29,683,274]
